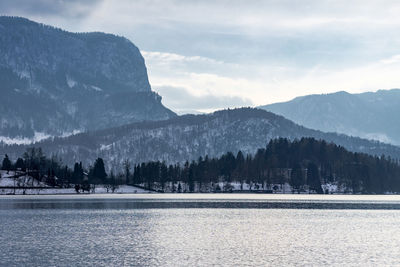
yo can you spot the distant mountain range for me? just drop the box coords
[2,108,400,169]
[1,17,400,170]
[0,16,175,142]
[260,89,400,145]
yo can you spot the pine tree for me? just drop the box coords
[91,158,107,184]
[1,154,12,173]
[306,162,323,194]
[160,163,168,191]
[72,162,84,184]
[15,158,25,171]
[188,163,195,192]
[290,163,304,193]
[133,164,141,185]
[123,160,131,185]
[177,182,182,193]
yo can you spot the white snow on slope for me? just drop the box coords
[0,132,51,145]
[91,85,103,92]
[66,75,77,88]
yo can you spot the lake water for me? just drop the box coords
[1,194,400,266]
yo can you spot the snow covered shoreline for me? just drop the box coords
[0,185,152,195]
[1,171,397,195]
[0,171,151,195]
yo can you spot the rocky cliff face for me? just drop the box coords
[0,16,176,141]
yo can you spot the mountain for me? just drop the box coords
[259,89,400,145]
[0,16,176,142]
[2,108,400,170]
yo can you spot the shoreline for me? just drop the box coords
[1,190,399,196]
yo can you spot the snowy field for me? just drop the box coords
[0,171,150,195]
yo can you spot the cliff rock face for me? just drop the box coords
[0,16,176,141]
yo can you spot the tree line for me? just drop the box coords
[2,138,400,193]
[0,148,120,188]
[130,138,400,193]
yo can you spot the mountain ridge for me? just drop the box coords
[2,108,399,170]
[259,89,400,145]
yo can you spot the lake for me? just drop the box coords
[1,194,400,266]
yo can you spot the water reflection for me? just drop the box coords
[1,194,400,210]
[1,207,400,266]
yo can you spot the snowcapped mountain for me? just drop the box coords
[0,16,176,142]
[259,89,400,145]
[2,108,400,170]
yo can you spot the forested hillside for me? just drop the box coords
[2,108,400,172]
[3,138,400,194]
[132,138,400,194]
[0,16,175,141]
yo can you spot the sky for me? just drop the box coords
[2,0,400,114]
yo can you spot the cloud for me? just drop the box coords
[142,50,277,107]
[147,49,400,109]
[142,51,224,65]
[142,50,243,79]
[155,86,253,114]
[0,0,101,19]
[380,55,400,65]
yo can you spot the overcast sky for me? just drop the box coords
[2,0,400,113]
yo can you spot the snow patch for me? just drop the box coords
[100,144,112,151]
[91,85,103,92]
[66,75,77,88]
[322,183,339,194]
[0,130,83,145]
[18,70,30,79]
[91,185,150,194]
[0,132,51,145]
[363,133,392,144]
[60,130,81,137]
